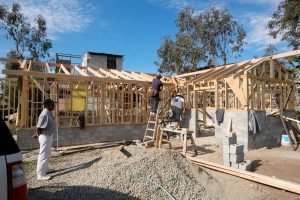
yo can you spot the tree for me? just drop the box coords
[156,7,206,74]
[263,44,278,56]
[267,0,300,49]
[0,3,52,61]
[197,7,246,66]
[0,3,52,113]
[156,7,246,74]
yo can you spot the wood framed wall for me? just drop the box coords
[176,50,300,114]
[0,58,175,129]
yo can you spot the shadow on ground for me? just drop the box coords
[51,157,102,178]
[29,185,139,200]
[251,159,262,172]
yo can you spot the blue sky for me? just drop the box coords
[0,0,292,74]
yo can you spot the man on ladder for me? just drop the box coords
[143,73,163,144]
[150,73,163,118]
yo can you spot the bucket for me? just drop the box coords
[281,135,290,146]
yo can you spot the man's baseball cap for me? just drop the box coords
[43,99,56,105]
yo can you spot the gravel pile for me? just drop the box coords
[28,146,220,200]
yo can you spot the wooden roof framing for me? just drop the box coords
[176,49,300,82]
[0,58,176,85]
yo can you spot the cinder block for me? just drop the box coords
[223,136,236,146]
[239,160,252,171]
[223,153,230,161]
[229,144,244,154]
[224,161,231,167]
[230,153,244,163]
[231,162,239,169]
[223,145,230,154]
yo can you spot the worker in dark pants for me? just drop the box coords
[171,93,185,128]
[150,73,163,117]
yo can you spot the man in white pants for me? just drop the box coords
[34,99,56,181]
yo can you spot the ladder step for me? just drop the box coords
[148,121,156,123]
[146,128,155,131]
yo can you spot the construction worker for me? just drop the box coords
[150,73,163,117]
[171,93,185,128]
[34,99,57,181]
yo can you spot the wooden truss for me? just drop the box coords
[177,50,300,113]
[0,49,299,130]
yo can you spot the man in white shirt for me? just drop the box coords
[171,93,185,127]
[34,99,57,181]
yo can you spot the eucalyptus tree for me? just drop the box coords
[156,7,246,74]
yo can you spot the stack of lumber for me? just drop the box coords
[56,141,126,154]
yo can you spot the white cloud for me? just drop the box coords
[245,14,281,47]
[147,0,226,11]
[0,0,96,39]
[235,0,281,8]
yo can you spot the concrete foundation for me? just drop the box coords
[17,124,146,150]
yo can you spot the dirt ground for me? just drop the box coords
[24,136,300,200]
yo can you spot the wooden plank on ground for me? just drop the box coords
[188,157,300,195]
[57,141,126,151]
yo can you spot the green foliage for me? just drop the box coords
[267,0,300,76]
[156,7,246,74]
[0,3,52,61]
[267,0,300,49]
[263,44,278,56]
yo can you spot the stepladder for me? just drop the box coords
[143,105,161,144]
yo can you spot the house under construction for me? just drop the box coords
[0,49,299,150]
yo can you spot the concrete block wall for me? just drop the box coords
[248,111,295,149]
[17,124,146,150]
[214,109,295,151]
[214,109,249,150]
[182,109,199,139]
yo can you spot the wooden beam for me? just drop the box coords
[233,58,269,79]
[187,68,222,84]
[74,65,88,76]
[270,59,275,78]
[203,64,235,82]
[26,60,32,71]
[45,62,51,73]
[98,68,120,79]
[87,67,105,78]
[225,77,247,107]
[131,72,152,82]
[216,61,252,80]
[188,157,300,195]
[110,69,132,80]
[120,70,145,81]
[272,49,300,59]
[140,72,155,80]
[2,69,150,85]
[175,67,213,78]
[20,60,27,69]
[60,64,71,75]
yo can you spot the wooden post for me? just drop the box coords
[193,84,197,108]
[243,73,249,111]
[261,81,265,110]
[215,81,219,109]
[270,59,275,78]
[225,82,228,109]
[256,80,260,110]
[203,90,207,125]
[100,83,105,124]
